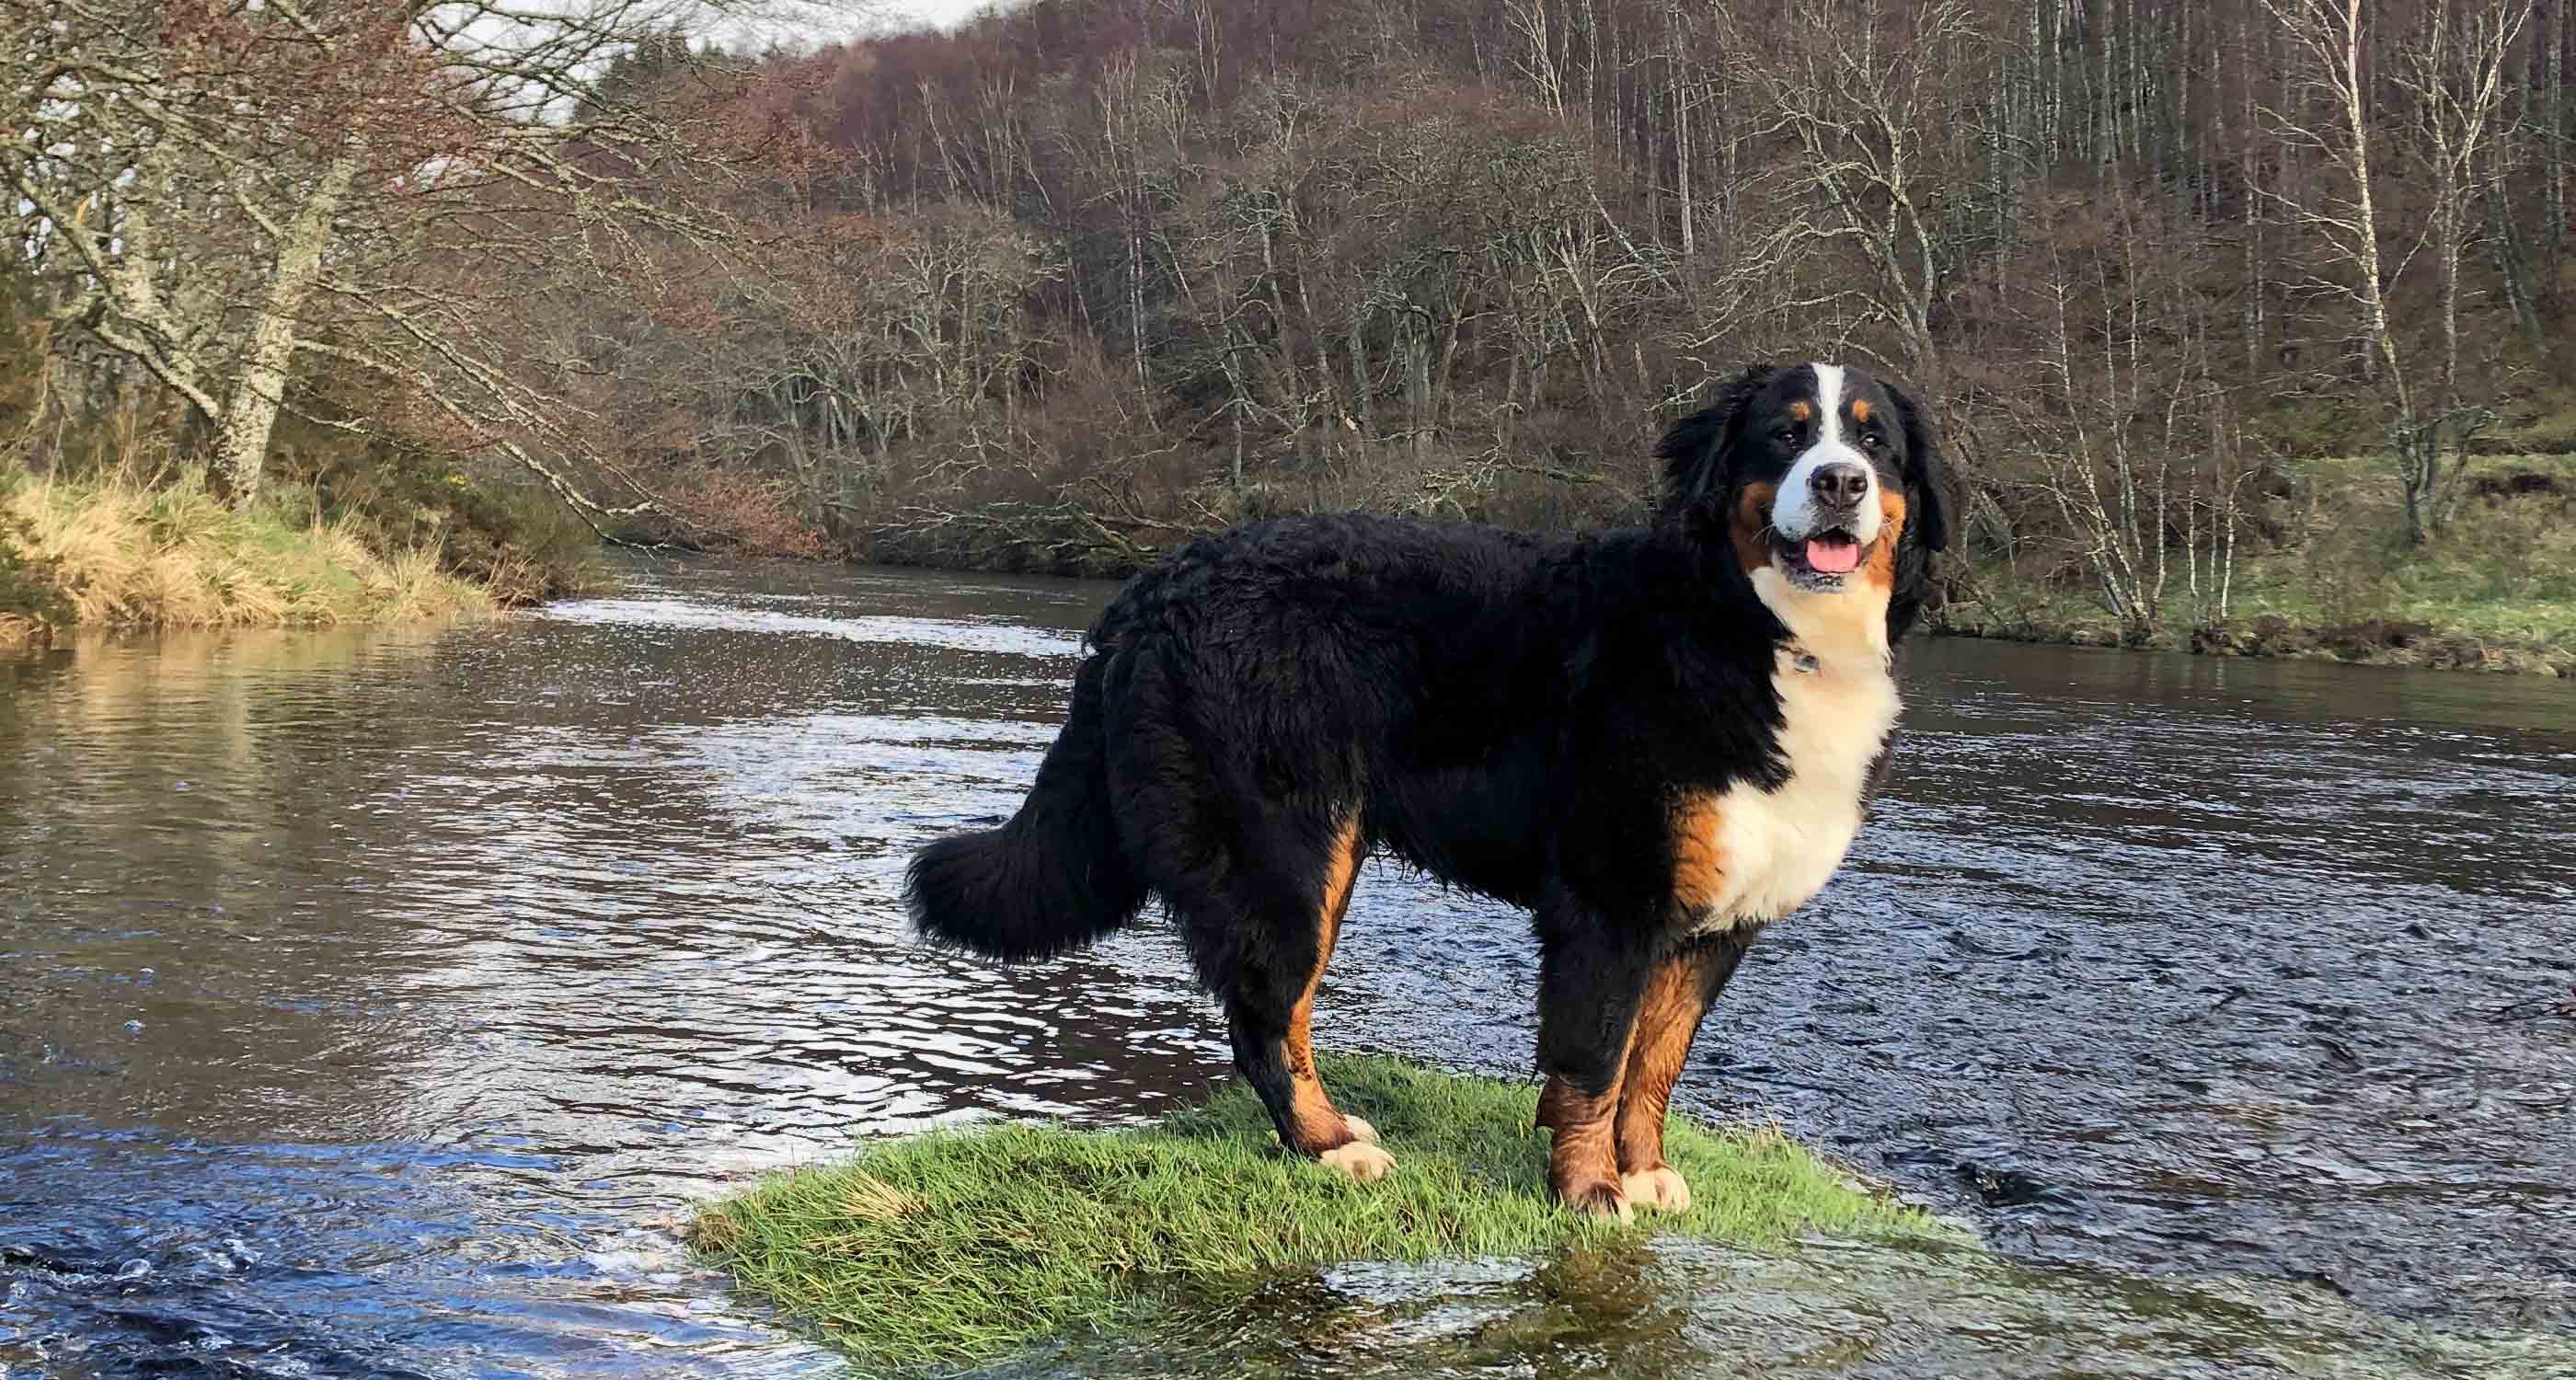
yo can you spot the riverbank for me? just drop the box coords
[686,1054,1940,1370]
[0,472,594,650]
[1931,579,2576,677]
[1934,452,2575,677]
[844,448,2572,677]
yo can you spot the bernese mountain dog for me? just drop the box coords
[908,361,1953,1220]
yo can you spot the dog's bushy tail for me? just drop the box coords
[906,653,1146,962]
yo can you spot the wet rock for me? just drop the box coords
[2332,619,2437,653]
[1952,1160,2064,1209]
[2237,615,2318,659]
[2289,1265,2357,1299]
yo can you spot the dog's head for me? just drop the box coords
[1656,362,1951,622]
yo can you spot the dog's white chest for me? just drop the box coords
[1690,645,1901,931]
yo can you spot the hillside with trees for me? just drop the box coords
[6,0,2571,667]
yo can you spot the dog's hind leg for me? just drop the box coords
[1202,814,1391,1180]
[1611,927,1760,1213]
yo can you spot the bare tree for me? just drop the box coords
[1,0,781,517]
[2394,0,2533,530]
[1715,0,1984,377]
[2261,0,2529,546]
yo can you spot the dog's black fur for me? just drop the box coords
[909,362,1952,1213]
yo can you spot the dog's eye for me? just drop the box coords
[1859,431,1887,451]
[1772,427,1800,445]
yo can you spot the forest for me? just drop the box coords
[4,0,2571,663]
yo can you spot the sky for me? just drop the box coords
[725,0,1008,47]
[895,0,997,26]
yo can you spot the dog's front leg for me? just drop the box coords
[1612,926,1761,1213]
[1532,888,1658,1222]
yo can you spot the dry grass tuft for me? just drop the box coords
[3,471,495,630]
[836,1172,920,1223]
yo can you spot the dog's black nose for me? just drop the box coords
[1811,462,1870,504]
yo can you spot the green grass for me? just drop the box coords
[1942,451,2575,670]
[2245,452,2576,647]
[2486,376,2576,454]
[688,1055,1941,1371]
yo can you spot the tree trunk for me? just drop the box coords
[2399,429,2433,546]
[2490,163,2546,339]
[1669,0,1696,261]
[1348,293,1372,443]
[2547,0,2566,282]
[213,150,357,508]
[2317,0,2414,537]
[2243,7,2265,374]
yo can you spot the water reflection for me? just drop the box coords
[2,558,2571,1376]
[1021,1236,2559,1379]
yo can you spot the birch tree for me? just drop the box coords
[2260,0,2528,546]
[2393,0,2533,534]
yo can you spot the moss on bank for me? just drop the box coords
[688,1055,1941,1371]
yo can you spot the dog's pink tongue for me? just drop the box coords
[1806,538,1863,573]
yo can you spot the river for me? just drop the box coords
[3,558,2571,1377]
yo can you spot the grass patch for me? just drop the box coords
[2,470,497,631]
[1940,451,2575,672]
[689,1054,1941,1371]
[2247,452,2576,648]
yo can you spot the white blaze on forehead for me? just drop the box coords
[1813,362,1846,448]
[1768,361,1882,544]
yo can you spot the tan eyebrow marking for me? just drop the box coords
[1786,400,1813,422]
[1850,397,1873,423]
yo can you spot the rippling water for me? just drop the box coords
[2,558,2570,1377]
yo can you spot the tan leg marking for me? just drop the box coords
[1538,1068,1635,1223]
[1286,818,1386,1174]
[1613,949,1720,1214]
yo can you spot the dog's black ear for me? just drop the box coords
[1656,364,1777,514]
[1885,376,1951,553]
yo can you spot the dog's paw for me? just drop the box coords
[1318,1141,1397,1181]
[1557,1178,1634,1224]
[1620,1164,1692,1213]
[1342,1115,1379,1145]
